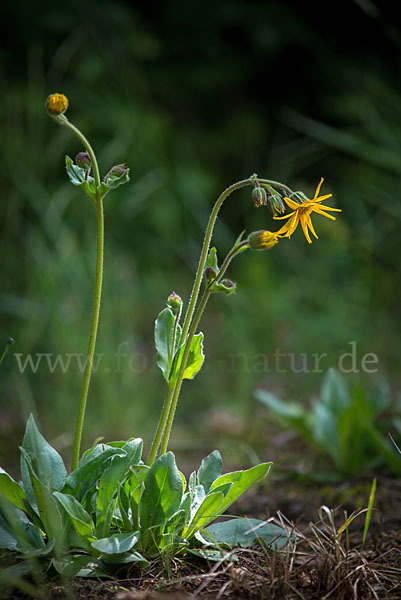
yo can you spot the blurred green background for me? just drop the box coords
[1,0,400,472]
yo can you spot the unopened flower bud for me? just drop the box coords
[105,164,128,181]
[219,279,237,295]
[75,152,92,171]
[167,292,182,313]
[248,230,279,251]
[46,93,69,116]
[267,194,286,217]
[205,266,217,281]
[252,186,268,208]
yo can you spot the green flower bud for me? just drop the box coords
[219,279,237,295]
[248,230,279,251]
[267,193,286,216]
[75,152,92,171]
[105,164,128,182]
[205,266,217,281]
[167,292,182,313]
[252,186,268,208]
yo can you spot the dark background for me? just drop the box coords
[1,0,400,471]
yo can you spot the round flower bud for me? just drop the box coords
[167,292,182,313]
[219,279,237,295]
[75,152,92,171]
[248,230,279,251]
[205,266,217,281]
[105,164,128,181]
[45,93,69,116]
[252,186,268,208]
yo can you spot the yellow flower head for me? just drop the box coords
[274,178,341,244]
[248,230,280,251]
[46,93,69,116]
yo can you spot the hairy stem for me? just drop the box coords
[58,115,101,189]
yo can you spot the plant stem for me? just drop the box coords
[71,196,104,470]
[179,179,253,345]
[56,114,104,471]
[57,115,101,189]
[159,245,246,455]
[148,381,175,465]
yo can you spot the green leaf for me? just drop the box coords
[0,494,45,553]
[20,415,67,511]
[0,469,27,511]
[209,462,272,517]
[172,332,205,382]
[52,555,99,578]
[187,547,237,561]
[96,439,143,537]
[100,165,130,191]
[53,491,95,544]
[0,510,18,550]
[21,450,64,545]
[255,390,313,443]
[321,369,350,416]
[65,156,97,202]
[155,307,181,381]
[205,247,218,271]
[197,451,222,494]
[184,491,224,539]
[65,155,88,185]
[204,518,292,551]
[139,452,184,539]
[63,444,125,500]
[91,531,139,554]
[100,550,148,565]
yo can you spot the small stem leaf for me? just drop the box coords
[171,332,205,382]
[155,308,182,381]
[205,247,219,272]
[65,155,97,202]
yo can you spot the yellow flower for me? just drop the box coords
[46,93,69,116]
[274,178,341,244]
[248,230,280,250]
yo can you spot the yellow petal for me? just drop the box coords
[314,177,324,199]
[314,204,341,212]
[274,211,295,221]
[300,216,312,243]
[283,197,301,210]
[314,194,333,203]
[307,216,319,239]
[313,207,337,220]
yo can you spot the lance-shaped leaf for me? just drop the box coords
[154,307,182,381]
[20,414,67,512]
[53,492,95,547]
[0,469,27,512]
[197,450,222,494]
[139,453,184,537]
